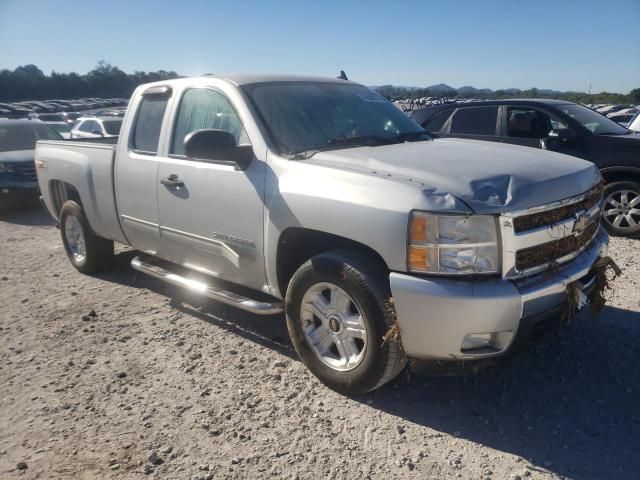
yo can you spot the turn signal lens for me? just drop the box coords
[408,245,438,272]
[410,214,428,242]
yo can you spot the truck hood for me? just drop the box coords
[307,138,601,214]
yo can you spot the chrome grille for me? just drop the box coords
[513,184,603,233]
[515,221,599,271]
[501,185,604,278]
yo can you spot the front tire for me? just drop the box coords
[602,181,640,237]
[285,250,406,394]
[59,200,114,273]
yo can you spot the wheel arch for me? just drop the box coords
[275,227,390,298]
[48,180,82,219]
[600,166,640,184]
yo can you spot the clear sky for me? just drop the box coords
[1,0,639,93]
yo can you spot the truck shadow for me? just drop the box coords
[0,202,55,226]
[98,249,296,360]
[362,305,640,480]
[99,250,639,480]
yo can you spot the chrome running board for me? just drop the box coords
[131,256,283,315]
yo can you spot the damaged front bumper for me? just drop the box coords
[390,228,609,361]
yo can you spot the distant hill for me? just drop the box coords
[373,83,640,104]
[425,83,457,94]
[457,85,493,95]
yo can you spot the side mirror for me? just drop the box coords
[541,128,576,149]
[92,129,103,136]
[184,129,253,170]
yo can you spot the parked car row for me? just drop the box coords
[410,99,640,237]
[0,97,128,118]
[584,103,639,127]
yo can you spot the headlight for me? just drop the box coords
[0,163,13,173]
[408,211,500,274]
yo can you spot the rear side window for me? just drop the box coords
[102,119,122,135]
[450,107,499,136]
[424,109,453,133]
[171,88,247,156]
[131,95,169,154]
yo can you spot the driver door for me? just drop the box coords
[155,87,267,291]
[499,106,552,148]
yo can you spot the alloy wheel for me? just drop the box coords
[603,189,640,232]
[300,282,368,372]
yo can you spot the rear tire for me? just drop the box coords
[602,181,640,237]
[285,249,406,394]
[59,200,114,273]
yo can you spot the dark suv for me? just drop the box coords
[411,99,640,237]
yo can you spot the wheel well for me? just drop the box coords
[49,180,81,218]
[276,227,389,297]
[601,169,640,185]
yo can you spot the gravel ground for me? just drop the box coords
[1,205,639,480]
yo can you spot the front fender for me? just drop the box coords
[263,153,472,297]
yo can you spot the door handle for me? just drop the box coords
[160,174,184,188]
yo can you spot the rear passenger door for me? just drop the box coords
[115,85,172,255]
[440,106,501,142]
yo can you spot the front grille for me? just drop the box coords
[515,220,599,271]
[11,163,37,181]
[513,183,603,233]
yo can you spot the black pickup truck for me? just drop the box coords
[411,99,640,237]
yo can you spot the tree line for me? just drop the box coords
[375,85,640,105]
[2,62,638,105]
[0,61,180,102]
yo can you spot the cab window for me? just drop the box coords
[171,88,248,156]
[131,95,169,154]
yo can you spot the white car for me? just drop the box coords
[607,111,637,127]
[628,111,640,132]
[70,116,122,139]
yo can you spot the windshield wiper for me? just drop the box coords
[396,131,430,142]
[288,135,399,160]
[324,134,402,148]
[288,132,429,160]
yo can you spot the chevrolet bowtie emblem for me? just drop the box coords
[572,210,590,234]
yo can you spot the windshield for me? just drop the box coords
[242,82,427,156]
[558,104,629,135]
[0,123,62,151]
[102,119,122,135]
[49,123,71,134]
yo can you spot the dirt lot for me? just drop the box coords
[1,205,639,480]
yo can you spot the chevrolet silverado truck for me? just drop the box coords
[36,75,609,394]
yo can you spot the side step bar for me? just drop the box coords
[131,256,283,315]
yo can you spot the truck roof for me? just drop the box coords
[137,74,354,93]
[204,74,353,86]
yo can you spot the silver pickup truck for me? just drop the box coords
[36,75,609,394]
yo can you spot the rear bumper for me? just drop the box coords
[390,228,608,361]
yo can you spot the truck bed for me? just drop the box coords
[35,138,128,245]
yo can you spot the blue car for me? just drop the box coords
[0,118,62,208]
